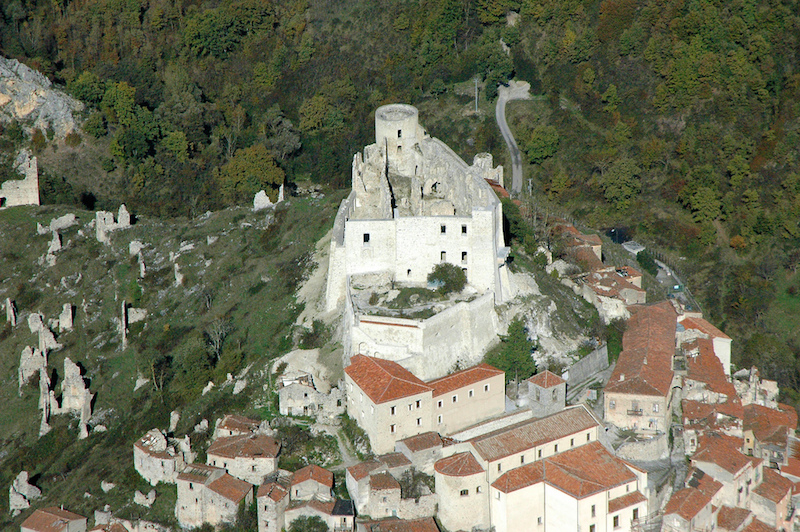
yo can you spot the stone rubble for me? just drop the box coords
[133,489,156,507]
[9,471,42,516]
[18,346,46,393]
[49,213,77,232]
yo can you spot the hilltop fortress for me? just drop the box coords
[326,104,514,379]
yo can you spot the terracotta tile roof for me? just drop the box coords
[287,498,336,515]
[397,432,442,452]
[359,517,440,532]
[605,303,677,397]
[22,507,87,532]
[527,370,565,389]
[664,487,713,521]
[753,467,792,503]
[218,414,260,434]
[692,434,751,476]
[257,481,289,502]
[680,317,731,340]
[379,452,412,469]
[347,459,382,481]
[345,355,432,404]
[207,433,280,459]
[745,403,796,446]
[208,473,252,503]
[685,338,739,398]
[782,457,800,479]
[491,442,638,498]
[485,180,510,199]
[586,271,646,300]
[608,491,647,513]
[370,472,401,491]
[434,452,484,477]
[426,363,503,397]
[291,464,334,488]
[178,463,220,483]
[716,505,752,531]
[685,467,723,498]
[570,245,605,271]
[469,405,599,462]
[682,399,743,425]
[742,518,777,532]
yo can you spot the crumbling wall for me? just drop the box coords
[563,344,609,387]
[0,149,39,208]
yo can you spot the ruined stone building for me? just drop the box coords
[206,433,280,485]
[133,429,191,485]
[326,104,513,380]
[175,463,253,529]
[0,149,39,209]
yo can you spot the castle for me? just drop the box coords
[326,104,513,379]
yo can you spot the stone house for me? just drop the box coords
[663,485,719,532]
[489,441,648,532]
[206,434,280,485]
[743,403,797,467]
[345,453,412,514]
[290,464,334,501]
[395,432,443,475]
[691,434,763,509]
[525,370,566,418]
[175,463,253,529]
[750,467,793,531]
[345,355,434,454]
[355,517,440,532]
[278,373,345,421]
[284,499,355,532]
[257,480,290,532]
[434,451,489,532]
[21,507,86,532]
[716,506,757,532]
[681,400,743,456]
[214,414,261,439]
[603,302,678,435]
[133,429,188,485]
[427,363,505,435]
[363,471,437,521]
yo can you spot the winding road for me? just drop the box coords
[495,81,532,195]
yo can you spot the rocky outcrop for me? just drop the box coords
[95,205,132,244]
[4,298,16,326]
[9,471,41,515]
[0,56,84,138]
[56,358,94,439]
[27,312,62,353]
[18,346,46,392]
[253,190,273,211]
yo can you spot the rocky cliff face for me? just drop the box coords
[0,56,84,138]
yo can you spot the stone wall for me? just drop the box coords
[614,433,669,461]
[0,149,39,208]
[563,344,609,387]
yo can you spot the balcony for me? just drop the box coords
[627,409,643,416]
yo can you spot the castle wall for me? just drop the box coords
[0,150,39,208]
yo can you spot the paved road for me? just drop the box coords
[496,81,532,195]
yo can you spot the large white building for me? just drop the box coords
[326,104,513,379]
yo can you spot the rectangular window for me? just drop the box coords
[538,449,542,458]
[416,418,422,426]
[476,486,482,494]
[462,225,467,234]
[437,415,442,424]
[460,489,468,497]
[441,225,446,234]
[416,400,421,408]
[390,406,396,415]
[591,505,596,518]
[538,517,543,525]
[484,384,489,392]
[609,400,616,409]
[520,455,525,464]
[363,233,370,244]
[653,403,660,413]
[497,464,502,472]
[390,424,396,433]
[452,395,458,403]
[469,389,474,398]
[613,515,619,528]
[590,526,595,532]
[408,404,412,411]
[398,129,402,138]
[441,251,446,261]
[495,492,500,500]
[462,252,467,262]
[437,400,443,408]
[552,389,558,400]
[554,444,558,452]
[587,433,591,441]
[633,509,639,521]
[570,438,574,447]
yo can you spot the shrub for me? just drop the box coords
[484,317,537,382]
[427,263,467,294]
[636,250,658,276]
[65,131,83,147]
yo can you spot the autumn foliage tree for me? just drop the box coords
[216,144,285,204]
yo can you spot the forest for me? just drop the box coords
[3,0,800,405]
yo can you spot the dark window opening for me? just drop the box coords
[363,233,370,243]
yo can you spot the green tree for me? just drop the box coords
[485,317,536,382]
[598,157,640,209]
[289,515,329,532]
[428,263,467,294]
[217,144,285,204]
[525,125,560,164]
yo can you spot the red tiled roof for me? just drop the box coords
[397,432,442,452]
[379,452,412,469]
[692,434,750,476]
[570,245,605,271]
[716,506,752,531]
[680,317,731,340]
[347,459,382,481]
[682,399,743,426]
[291,464,334,488]
[345,355,431,404]
[178,463,220,483]
[605,303,677,397]
[218,414,260,433]
[485,179,510,199]
[753,467,792,503]
[207,434,280,459]
[685,338,738,399]
[742,518,778,532]
[434,452,484,477]
[426,363,503,397]
[287,498,336,515]
[608,491,646,513]
[208,473,252,503]
[527,370,565,389]
[358,517,440,532]
[745,403,796,446]
[21,508,86,532]
[664,487,713,521]
[370,472,401,491]
[469,405,599,462]
[257,481,289,502]
[491,442,638,498]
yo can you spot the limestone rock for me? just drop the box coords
[128,308,147,324]
[5,298,16,327]
[95,205,132,244]
[59,304,73,332]
[253,190,273,211]
[28,313,61,353]
[47,232,61,254]
[129,240,145,256]
[133,490,156,507]
[36,223,49,235]
[101,481,116,493]
[58,358,94,433]
[169,410,180,433]
[93,425,107,433]
[207,235,218,245]
[134,375,150,391]
[174,263,183,287]
[50,213,77,232]
[278,183,285,203]
[9,471,41,515]
[202,381,215,395]
[194,419,209,433]
[38,367,51,437]
[18,346,46,391]
[233,379,247,395]
[0,56,84,138]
